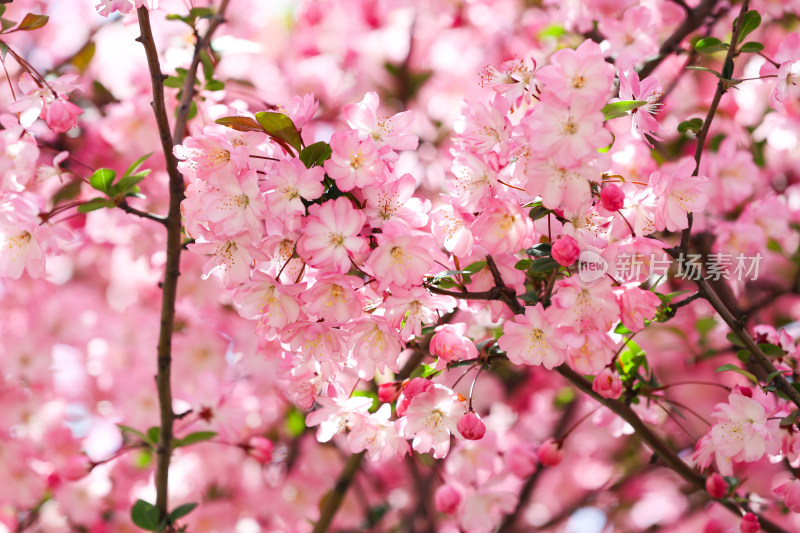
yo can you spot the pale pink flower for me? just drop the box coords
[343,91,418,151]
[43,98,83,133]
[174,129,251,180]
[527,94,612,166]
[95,0,135,17]
[551,277,621,331]
[190,235,262,288]
[263,158,324,228]
[616,69,662,147]
[470,199,535,255]
[364,221,434,290]
[203,170,266,240]
[616,285,661,332]
[479,57,537,107]
[498,303,567,369]
[449,150,500,211]
[650,159,708,232]
[305,389,374,442]
[396,378,433,417]
[233,272,305,333]
[362,173,430,229]
[708,390,781,464]
[566,329,616,374]
[431,202,475,257]
[0,193,65,279]
[8,73,81,129]
[346,317,404,378]
[324,130,386,191]
[301,273,364,324]
[382,287,456,339]
[297,197,367,273]
[536,40,615,106]
[280,93,318,129]
[347,404,409,462]
[398,384,466,458]
[602,6,659,70]
[453,94,512,154]
[523,156,599,213]
[281,321,349,364]
[429,324,478,369]
[771,60,800,112]
[434,485,461,514]
[774,478,800,513]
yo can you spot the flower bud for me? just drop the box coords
[705,473,728,499]
[537,438,563,466]
[740,512,759,533]
[592,367,623,399]
[601,184,625,211]
[434,485,461,514]
[396,378,433,416]
[457,411,486,440]
[44,98,83,133]
[60,454,93,481]
[248,436,274,464]
[551,236,580,267]
[378,382,401,403]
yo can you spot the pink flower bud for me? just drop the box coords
[44,98,83,133]
[507,444,538,477]
[248,436,274,464]
[705,473,728,499]
[740,512,759,533]
[429,324,478,365]
[60,454,93,481]
[551,236,580,267]
[434,485,461,514]
[396,378,433,416]
[592,367,623,399]
[457,411,486,440]
[378,382,400,403]
[537,438,563,466]
[774,478,800,513]
[601,184,625,211]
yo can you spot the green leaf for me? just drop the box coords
[69,41,96,73]
[695,37,728,54]
[726,332,746,348]
[146,426,160,446]
[169,503,198,522]
[286,407,305,437]
[695,317,718,335]
[189,7,215,18]
[131,499,160,531]
[519,291,539,304]
[90,168,116,193]
[205,79,225,91]
[602,100,648,120]
[0,6,5,17]
[17,13,49,31]
[514,258,532,270]
[255,111,303,153]
[614,322,633,335]
[51,180,82,206]
[766,370,788,384]
[780,409,800,428]
[526,243,552,257]
[530,257,560,273]
[538,24,565,39]
[124,153,152,178]
[758,343,786,357]
[687,65,722,78]
[164,75,184,88]
[433,277,459,289]
[735,10,761,44]
[0,40,8,58]
[299,141,333,168]
[199,49,214,81]
[677,118,703,135]
[216,115,265,133]
[175,431,217,448]
[715,363,758,384]
[112,173,149,197]
[463,261,486,274]
[0,17,15,32]
[528,204,552,221]
[117,424,149,443]
[77,198,114,213]
[739,41,764,53]
[597,131,615,153]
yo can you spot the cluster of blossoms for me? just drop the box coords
[5,0,800,532]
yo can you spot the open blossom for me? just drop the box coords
[383,287,455,339]
[263,158,324,227]
[435,485,462,514]
[616,285,661,332]
[522,156,600,213]
[650,159,708,232]
[706,389,781,464]
[551,277,621,331]
[233,272,305,333]
[347,317,404,378]
[774,478,800,513]
[398,383,466,458]
[453,94,512,154]
[431,202,475,257]
[616,70,662,147]
[499,303,567,369]
[364,221,434,290]
[282,321,349,364]
[536,40,615,106]
[8,73,82,129]
[566,328,616,374]
[297,197,367,273]
[470,199,534,255]
[0,193,67,279]
[479,57,537,107]
[174,128,252,180]
[190,235,263,288]
[363,173,430,228]
[449,150,500,211]
[42,98,83,133]
[202,170,266,240]
[347,404,408,462]
[305,388,374,442]
[343,91,418,151]
[301,274,364,324]
[324,130,386,191]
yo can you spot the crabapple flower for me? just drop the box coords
[8,73,82,129]
[396,378,433,417]
[566,329,616,374]
[771,60,800,112]
[301,274,363,324]
[522,156,600,213]
[551,235,580,266]
[190,235,263,288]
[202,170,266,240]
[297,197,367,273]
[59,455,92,482]
[343,92,418,151]
[347,404,408,462]
[470,199,534,255]
[42,98,83,133]
[364,221,434,290]
[774,478,800,513]
[650,159,708,232]
[95,0,135,17]
[435,485,462,514]
[282,321,349,364]
[616,285,661,332]
[537,438,563,466]
[0,193,67,279]
[324,130,386,191]
[479,57,537,107]
[173,128,252,180]
[705,473,728,499]
[263,158,324,228]
[457,412,486,440]
[382,287,455,339]
[601,6,659,69]
[536,40,615,106]
[551,277,621,331]
[347,317,404,378]
[429,324,478,369]
[706,389,781,464]
[398,383,466,458]
[498,303,567,369]
[431,202,475,257]
[453,94,512,154]
[616,70,662,147]
[305,390,374,442]
[362,173,430,228]
[592,367,623,399]
[247,437,274,464]
[740,513,760,533]
[233,272,305,333]
[601,183,625,211]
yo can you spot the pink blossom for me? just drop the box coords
[708,390,781,464]
[429,324,478,369]
[190,235,262,288]
[457,412,486,440]
[347,404,408,462]
[523,156,600,213]
[616,285,661,332]
[601,183,625,211]
[398,384,466,458]
[43,98,83,133]
[324,130,386,191]
[774,477,800,513]
[95,0,135,17]
[470,199,535,255]
[297,197,367,274]
[362,173,430,228]
[650,159,708,232]
[263,159,325,228]
[434,485,462,514]
[551,235,580,266]
[378,382,401,404]
[247,436,274,464]
[536,40,615,106]
[305,390,374,442]
[616,70,663,147]
[396,378,433,417]
[566,329,616,374]
[453,94,512,154]
[592,367,623,399]
[59,455,93,482]
[347,317,404,378]
[202,170,266,240]
[740,513,759,533]
[233,272,305,333]
[301,274,363,324]
[551,276,621,331]
[382,287,456,339]
[705,473,728,499]
[174,129,251,180]
[537,438,564,466]
[479,57,537,107]
[498,303,567,369]
[364,221,434,290]
[602,6,659,71]
[343,91,418,151]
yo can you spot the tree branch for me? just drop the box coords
[117,200,167,225]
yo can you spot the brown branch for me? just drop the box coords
[172,0,231,145]
[117,200,167,225]
[638,0,719,80]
